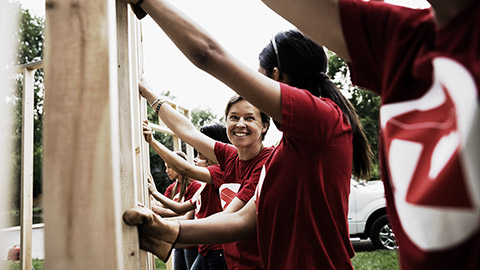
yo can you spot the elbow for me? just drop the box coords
[174,165,191,178]
[188,39,225,73]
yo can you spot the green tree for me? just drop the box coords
[327,53,381,179]
[9,4,45,225]
[190,107,218,128]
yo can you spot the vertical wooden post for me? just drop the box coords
[43,0,124,269]
[20,67,34,270]
[126,10,155,270]
[116,1,142,269]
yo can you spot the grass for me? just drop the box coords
[2,259,44,270]
[1,250,398,270]
[155,258,166,270]
[351,249,400,270]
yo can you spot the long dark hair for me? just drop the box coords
[200,123,231,144]
[170,151,193,201]
[259,30,372,179]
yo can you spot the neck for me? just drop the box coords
[237,142,264,161]
[429,0,474,27]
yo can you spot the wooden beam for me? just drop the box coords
[126,8,156,269]
[43,0,123,269]
[20,67,34,270]
[13,60,43,74]
[116,1,142,269]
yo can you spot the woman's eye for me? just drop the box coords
[247,117,255,121]
[229,115,239,120]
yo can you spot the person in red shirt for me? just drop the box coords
[122,1,372,269]
[127,0,480,269]
[145,123,230,269]
[137,81,273,269]
[150,150,201,270]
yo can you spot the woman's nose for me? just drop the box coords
[236,117,246,127]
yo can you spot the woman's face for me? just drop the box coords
[165,162,180,181]
[194,152,210,167]
[225,99,266,149]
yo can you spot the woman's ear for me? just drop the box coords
[272,67,281,81]
[262,121,270,135]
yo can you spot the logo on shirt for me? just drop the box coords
[193,183,206,219]
[381,57,480,250]
[254,165,267,205]
[219,183,241,210]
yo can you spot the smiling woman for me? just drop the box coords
[224,95,270,157]
[138,79,274,269]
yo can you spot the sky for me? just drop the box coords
[17,0,430,146]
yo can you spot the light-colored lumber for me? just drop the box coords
[20,67,34,270]
[116,1,142,269]
[43,0,124,269]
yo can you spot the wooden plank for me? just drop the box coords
[43,0,123,269]
[116,1,141,269]
[20,68,34,270]
[126,9,154,270]
[13,61,43,74]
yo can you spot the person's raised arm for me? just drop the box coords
[147,175,196,215]
[143,120,213,183]
[261,0,349,61]
[133,0,283,122]
[123,198,256,261]
[139,80,218,163]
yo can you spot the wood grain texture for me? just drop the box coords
[43,0,123,268]
[20,68,34,270]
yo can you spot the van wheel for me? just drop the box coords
[370,215,397,250]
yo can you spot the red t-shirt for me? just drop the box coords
[163,181,176,200]
[208,143,273,270]
[256,83,354,270]
[163,180,201,202]
[189,165,224,256]
[340,1,480,269]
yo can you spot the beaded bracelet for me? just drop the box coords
[150,98,161,108]
[154,98,165,115]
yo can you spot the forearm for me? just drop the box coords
[141,0,226,74]
[152,205,179,218]
[176,199,257,245]
[138,0,285,121]
[152,191,194,215]
[149,139,213,184]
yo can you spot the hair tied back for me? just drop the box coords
[319,72,329,80]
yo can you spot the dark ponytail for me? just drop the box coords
[259,30,372,179]
[170,151,193,201]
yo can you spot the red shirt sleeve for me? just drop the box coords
[235,166,262,203]
[236,147,273,203]
[339,0,433,95]
[279,83,349,151]
[207,164,224,187]
[210,142,238,189]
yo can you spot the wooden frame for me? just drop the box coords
[19,61,42,270]
[42,1,192,269]
[44,0,125,268]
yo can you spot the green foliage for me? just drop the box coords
[2,259,44,270]
[8,4,45,223]
[155,258,167,270]
[351,250,400,270]
[16,8,44,64]
[327,53,381,179]
[190,107,218,128]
